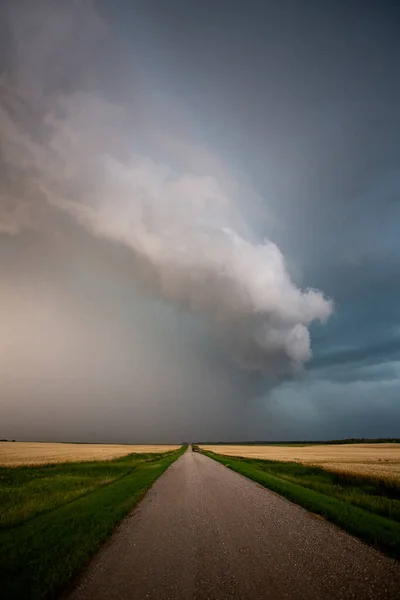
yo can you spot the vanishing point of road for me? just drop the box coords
[67,449,400,600]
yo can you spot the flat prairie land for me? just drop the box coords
[201,443,400,480]
[0,447,185,600]
[202,447,400,559]
[0,442,179,466]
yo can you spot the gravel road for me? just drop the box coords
[66,449,400,600]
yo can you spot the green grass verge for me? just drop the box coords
[0,447,185,600]
[202,450,400,559]
[0,454,149,529]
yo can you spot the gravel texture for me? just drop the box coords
[65,449,400,600]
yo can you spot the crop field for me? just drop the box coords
[201,443,400,480]
[0,442,179,466]
[0,446,185,600]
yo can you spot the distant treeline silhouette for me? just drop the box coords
[196,438,400,445]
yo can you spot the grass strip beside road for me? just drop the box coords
[202,450,400,559]
[0,447,185,600]
[0,454,149,529]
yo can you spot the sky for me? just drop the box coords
[0,0,399,443]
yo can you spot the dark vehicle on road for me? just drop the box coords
[192,445,200,452]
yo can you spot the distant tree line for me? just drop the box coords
[195,438,400,445]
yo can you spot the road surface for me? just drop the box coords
[66,449,400,600]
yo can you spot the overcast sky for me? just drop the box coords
[1,0,399,443]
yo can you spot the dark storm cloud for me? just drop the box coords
[309,252,400,390]
[313,339,400,373]
[0,0,332,371]
[1,0,399,441]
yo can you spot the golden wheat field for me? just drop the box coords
[201,443,400,480]
[0,442,180,466]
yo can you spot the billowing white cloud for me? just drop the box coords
[0,0,333,377]
[0,86,332,374]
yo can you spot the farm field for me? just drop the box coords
[0,446,185,600]
[201,443,400,480]
[0,441,179,466]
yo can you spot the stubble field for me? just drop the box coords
[201,443,400,480]
[0,442,179,466]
